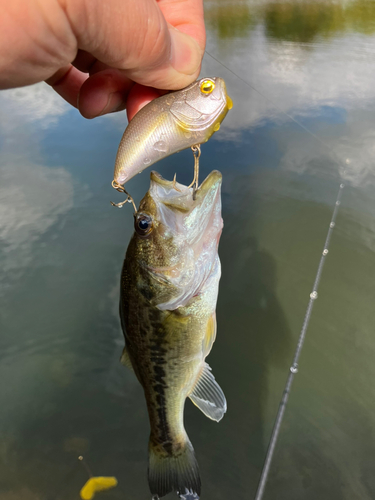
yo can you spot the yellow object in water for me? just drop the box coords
[80,477,118,500]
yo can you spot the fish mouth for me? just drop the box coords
[150,171,190,191]
[149,170,222,238]
[195,169,222,198]
[145,170,223,310]
[149,170,223,252]
[150,170,222,208]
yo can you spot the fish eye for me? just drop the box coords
[200,79,215,94]
[135,214,153,236]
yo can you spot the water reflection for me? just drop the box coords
[0,157,74,276]
[264,1,375,43]
[204,27,375,134]
[217,211,292,495]
[2,0,375,499]
[205,0,375,43]
[206,1,254,40]
[204,0,375,188]
[0,83,70,130]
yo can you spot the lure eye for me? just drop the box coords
[200,79,215,94]
[135,214,153,236]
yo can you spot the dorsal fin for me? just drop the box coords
[189,362,227,422]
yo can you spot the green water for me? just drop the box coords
[1,1,375,499]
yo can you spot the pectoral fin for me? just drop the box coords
[120,346,134,371]
[189,363,227,422]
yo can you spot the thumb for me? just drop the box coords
[62,0,205,90]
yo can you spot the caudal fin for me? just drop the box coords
[148,437,201,498]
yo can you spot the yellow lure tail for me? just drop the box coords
[80,477,118,500]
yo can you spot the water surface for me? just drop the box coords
[1,1,375,499]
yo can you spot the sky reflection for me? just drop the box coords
[0,157,74,275]
[1,2,375,499]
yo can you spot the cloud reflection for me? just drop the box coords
[0,157,74,276]
[204,6,375,187]
[0,83,70,130]
[0,83,75,280]
[206,29,375,129]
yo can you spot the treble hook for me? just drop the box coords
[111,180,137,213]
[172,173,182,192]
[188,144,201,200]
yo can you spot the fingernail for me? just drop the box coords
[169,28,202,76]
[98,91,124,116]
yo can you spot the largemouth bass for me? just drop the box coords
[113,77,232,186]
[120,170,226,498]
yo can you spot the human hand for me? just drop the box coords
[0,0,205,121]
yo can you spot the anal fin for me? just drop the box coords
[189,362,227,422]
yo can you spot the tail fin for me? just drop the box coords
[148,436,201,498]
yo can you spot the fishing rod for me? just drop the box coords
[254,183,343,500]
[204,49,346,500]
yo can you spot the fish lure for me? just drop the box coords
[78,456,118,500]
[80,477,118,500]
[112,77,232,188]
